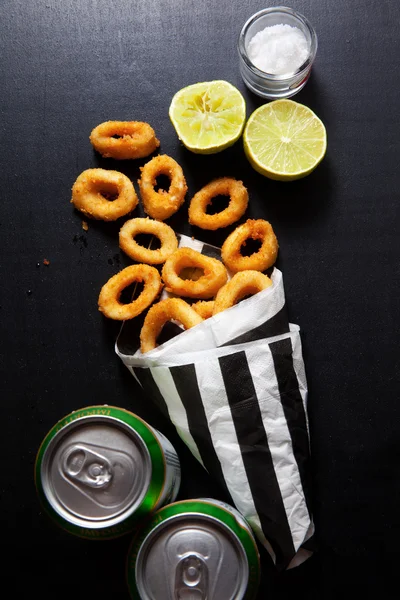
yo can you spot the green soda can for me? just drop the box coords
[35,405,181,539]
[127,498,260,600]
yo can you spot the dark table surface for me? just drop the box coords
[2,0,400,597]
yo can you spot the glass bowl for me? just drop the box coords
[238,6,318,99]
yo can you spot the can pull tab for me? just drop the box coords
[175,554,208,600]
[61,444,113,489]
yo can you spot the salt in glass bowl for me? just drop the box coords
[238,6,318,99]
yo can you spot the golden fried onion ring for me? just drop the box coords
[89,121,160,160]
[71,168,138,221]
[119,218,178,265]
[221,219,278,273]
[140,298,203,353]
[189,177,249,230]
[138,154,188,221]
[191,300,215,319]
[213,270,272,314]
[162,247,228,299]
[98,264,162,320]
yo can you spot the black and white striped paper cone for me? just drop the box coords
[116,234,314,570]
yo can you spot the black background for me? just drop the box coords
[2,0,399,598]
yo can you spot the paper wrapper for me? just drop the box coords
[116,235,314,570]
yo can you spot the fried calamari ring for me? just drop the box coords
[191,300,215,319]
[140,298,203,353]
[119,218,178,265]
[213,270,272,314]
[221,219,278,273]
[89,121,160,160]
[162,247,228,299]
[71,168,138,221]
[138,154,188,221]
[188,177,249,230]
[98,264,162,320]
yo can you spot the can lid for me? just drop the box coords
[135,514,249,600]
[41,415,151,528]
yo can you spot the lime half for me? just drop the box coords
[169,80,246,154]
[243,99,327,181]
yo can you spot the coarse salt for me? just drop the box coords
[247,23,309,75]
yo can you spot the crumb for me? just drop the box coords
[43,258,50,266]
[82,220,89,231]
[192,236,195,240]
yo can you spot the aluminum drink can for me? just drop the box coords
[35,405,181,539]
[127,498,260,600]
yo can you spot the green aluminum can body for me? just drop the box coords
[127,498,260,600]
[35,405,181,539]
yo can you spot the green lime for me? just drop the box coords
[169,80,246,154]
[243,99,327,181]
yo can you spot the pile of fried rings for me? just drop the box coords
[71,120,279,353]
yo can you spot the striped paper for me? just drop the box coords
[116,235,314,569]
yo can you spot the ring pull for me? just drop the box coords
[61,444,113,490]
[175,553,209,599]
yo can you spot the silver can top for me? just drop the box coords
[136,514,249,600]
[41,415,151,528]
